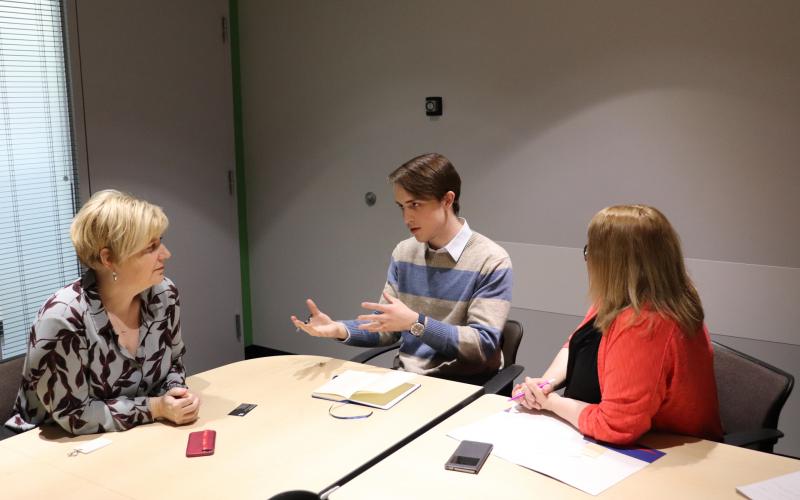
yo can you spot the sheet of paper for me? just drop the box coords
[315,370,415,399]
[737,470,800,500]
[314,370,374,399]
[70,437,112,456]
[361,370,415,394]
[448,406,659,496]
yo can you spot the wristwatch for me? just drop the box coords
[410,312,426,337]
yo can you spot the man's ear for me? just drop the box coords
[99,248,115,272]
[442,191,456,208]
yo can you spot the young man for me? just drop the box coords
[291,153,512,381]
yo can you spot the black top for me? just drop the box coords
[564,316,602,404]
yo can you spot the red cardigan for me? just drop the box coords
[571,306,723,445]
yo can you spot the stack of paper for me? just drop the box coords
[447,407,664,496]
[737,470,800,500]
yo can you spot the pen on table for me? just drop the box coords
[507,378,556,402]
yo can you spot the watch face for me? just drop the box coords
[410,322,424,336]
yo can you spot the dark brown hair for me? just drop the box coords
[388,153,461,215]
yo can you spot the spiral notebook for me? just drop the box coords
[312,370,420,410]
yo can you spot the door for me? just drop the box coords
[66,0,244,373]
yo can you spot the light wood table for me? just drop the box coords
[1,355,482,499]
[330,394,800,499]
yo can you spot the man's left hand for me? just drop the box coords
[357,292,419,333]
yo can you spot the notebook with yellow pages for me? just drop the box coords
[312,370,421,410]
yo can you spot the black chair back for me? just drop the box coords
[0,354,25,422]
[712,341,793,452]
[500,320,523,368]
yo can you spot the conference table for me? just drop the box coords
[0,355,482,499]
[330,394,800,499]
[4,356,799,499]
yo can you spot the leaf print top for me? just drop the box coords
[4,270,187,435]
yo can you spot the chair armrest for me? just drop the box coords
[482,364,524,395]
[723,428,784,449]
[349,342,401,364]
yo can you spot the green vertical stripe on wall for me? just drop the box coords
[229,0,253,346]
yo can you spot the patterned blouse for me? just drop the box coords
[5,270,187,435]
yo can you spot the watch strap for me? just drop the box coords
[410,312,426,336]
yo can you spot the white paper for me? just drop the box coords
[360,370,416,394]
[314,370,415,399]
[737,470,800,500]
[71,437,112,455]
[448,407,652,496]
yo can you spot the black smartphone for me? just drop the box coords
[444,440,493,474]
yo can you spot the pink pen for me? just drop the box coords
[507,378,556,402]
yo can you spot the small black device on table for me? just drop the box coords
[444,440,493,474]
[229,403,257,416]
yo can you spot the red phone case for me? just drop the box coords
[186,429,216,457]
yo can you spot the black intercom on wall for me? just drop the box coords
[425,96,443,116]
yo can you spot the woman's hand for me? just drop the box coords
[356,292,418,333]
[291,299,348,340]
[514,377,556,411]
[150,387,200,425]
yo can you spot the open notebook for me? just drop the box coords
[312,370,420,410]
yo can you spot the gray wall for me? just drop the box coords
[65,0,244,374]
[239,1,800,456]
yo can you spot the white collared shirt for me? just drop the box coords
[427,218,472,262]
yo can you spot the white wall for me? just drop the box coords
[239,0,800,456]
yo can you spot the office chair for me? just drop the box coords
[0,354,25,441]
[268,491,321,500]
[350,320,525,396]
[712,341,794,453]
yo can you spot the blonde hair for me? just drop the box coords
[587,204,704,336]
[70,189,168,268]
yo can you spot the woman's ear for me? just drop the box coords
[99,248,115,272]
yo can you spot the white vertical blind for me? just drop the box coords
[0,0,80,359]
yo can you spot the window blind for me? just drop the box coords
[0,0,80,359]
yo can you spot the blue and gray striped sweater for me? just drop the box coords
[343,231,512,378]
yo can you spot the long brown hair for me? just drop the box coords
[587,205,704,335]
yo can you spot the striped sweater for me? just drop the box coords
[342,231,512,379]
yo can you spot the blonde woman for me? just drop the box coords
[5,190,200,435]
[515,205,722,445]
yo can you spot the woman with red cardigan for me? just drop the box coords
[515,205,722,445]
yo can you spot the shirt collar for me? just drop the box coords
[81,268,158,323]
[427,218,472,261]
